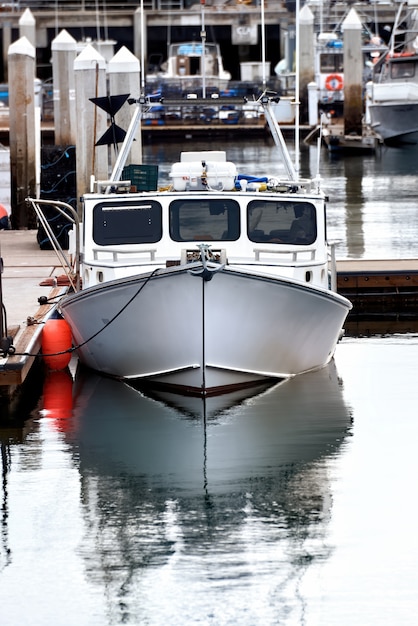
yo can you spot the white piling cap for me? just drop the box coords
[74,44,106,70]
[8,36,35,58]
[52,29,77,51]
[342,8,362,31]
[299,4,314,25]
[108,46,140,73]
[19,8,35,26]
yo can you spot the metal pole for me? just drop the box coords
[0,245,4,341]
[261,0,266,89]
[201,0,206,99]
[0,242,13,357]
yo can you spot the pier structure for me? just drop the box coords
[0,1,401,84]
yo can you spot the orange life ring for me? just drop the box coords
[325,74,344,91]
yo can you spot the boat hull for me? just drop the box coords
[60,264,351,395]
[368,101,418,143]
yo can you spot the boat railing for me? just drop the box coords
[92,247,157,262]
[328,241,338,292]
[26,197,81,292]
[253,248,318,263]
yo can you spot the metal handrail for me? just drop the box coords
[26,197,81,292]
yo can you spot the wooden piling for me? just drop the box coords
[108,46,142,167]
[52,30,77,147]
[342,8,363,136]
[19,8,36,48]
[74,44,107,213]
[8,36,37,230]
[299,4,315,124]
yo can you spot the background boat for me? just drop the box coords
[367,1,418,143]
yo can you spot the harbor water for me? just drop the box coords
[1,139,418,625]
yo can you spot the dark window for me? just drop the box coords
[320,53,343,73]
[248,200,317,245]
[391,60,415,79]
[93,200,162,245]
[169,199,240,241]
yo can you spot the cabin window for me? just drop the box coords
[92,200,162,245]
[247,200,317,245]
[391,61,415,79]
[169,199,240,242]
[320,53,343,73]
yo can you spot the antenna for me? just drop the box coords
[295,0,300,175]
[201,0,206,98]
[140,0,146,96]
[261,0,266,89]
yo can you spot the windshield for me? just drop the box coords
[170,199,240,241]
[248,200,317,245]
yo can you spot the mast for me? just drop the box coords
[295,0,300,175]
[201,0,206,98]
[261,0,266,89]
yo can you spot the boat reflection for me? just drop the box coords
[66,360,353,495]
[41,362,354,621]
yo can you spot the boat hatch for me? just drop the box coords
[93,200,162,246]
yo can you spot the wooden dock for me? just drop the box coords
[1,230,418,405]
[0,230,67,403]
[337,258,418,316]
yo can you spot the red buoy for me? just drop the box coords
[41,318,72,370]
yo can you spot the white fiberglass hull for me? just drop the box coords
[368,101,418,143]
[60,263,351,395]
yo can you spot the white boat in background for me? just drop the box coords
[315,30,387,118]
[367,2,418,144]
[147,41,231,92]
[28,93,351,396]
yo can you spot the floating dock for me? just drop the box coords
[1,230,418,404]
[337,258,418,315]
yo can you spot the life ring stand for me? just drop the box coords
[325,74,343,91]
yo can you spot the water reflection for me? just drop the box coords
[38,362,353,624]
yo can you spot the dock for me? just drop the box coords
[0,230,66,403]
[1,229,418,404]
[337,258,418,315]
[0,116,309,146]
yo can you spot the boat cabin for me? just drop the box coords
[147,41,231,88]
[80,165,327,293]
[91,197,317,248]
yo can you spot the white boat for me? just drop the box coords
[147,41,231,92]
[28,95,351,396]
[367,2,418,143]
[315,30,387,119]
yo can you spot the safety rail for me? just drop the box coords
[26,197,81,292]
[253,248,318,263]
[328,241,338,292]
[92,247,157,262]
